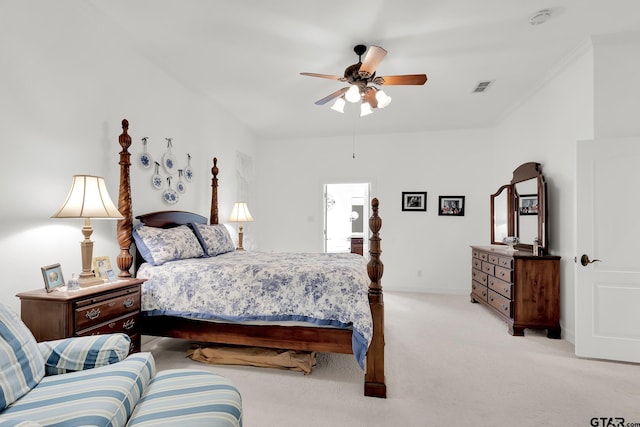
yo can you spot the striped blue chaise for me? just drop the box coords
[0,303,242,427]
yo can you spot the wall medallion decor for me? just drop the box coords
[138,137,194,204]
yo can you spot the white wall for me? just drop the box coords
[255,129,493,294]
[0,2,256,313]
[492,45,595,342]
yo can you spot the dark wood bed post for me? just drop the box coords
[210,157,219,225]
[365,198,386,398]
[117,119,134,277]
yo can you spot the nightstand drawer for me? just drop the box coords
[75,288,140,330]
[76,312,140,336]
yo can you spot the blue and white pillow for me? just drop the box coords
[0,304,44,410]
[133,224,205,266]
[192,223,236,256]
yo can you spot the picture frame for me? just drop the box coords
[41,263,65,292]
[438,196,465,216]
[105,269,116,282]
[92,256,112,279]
[519,194,538,216]
[402,192,427,211]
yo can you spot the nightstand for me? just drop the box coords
[16,278,144,353]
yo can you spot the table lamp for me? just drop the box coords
[52,175,124,287]
[229,202,254,251]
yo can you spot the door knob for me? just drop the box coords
[580,254,601,266]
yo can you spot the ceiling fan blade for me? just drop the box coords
[300,72,346,81]
[359,46,387,78]
[314,87,349,105]
[375,74,428,85]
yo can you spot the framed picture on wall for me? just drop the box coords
[519,194,538,215]
[402,192,427,211]
[438,196,465,216]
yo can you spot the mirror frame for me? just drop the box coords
[490,184,514,245]
[489,162,548,254]
[511,162,547,254]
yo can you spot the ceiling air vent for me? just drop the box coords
[473,80,494,93]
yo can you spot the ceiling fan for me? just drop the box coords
[300,44,427,114]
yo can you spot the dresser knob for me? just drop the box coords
[123,298,135,308]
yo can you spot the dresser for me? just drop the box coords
[16,278,144,353]
[470,246,560,338]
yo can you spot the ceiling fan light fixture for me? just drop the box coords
[345,85,361,103]
[375,90,392,108]
[360,102,373,117]
[330,97,346,113]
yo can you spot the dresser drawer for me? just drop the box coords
[75,288,141,331]
[488,276,513,299]
[76,312,140,336]
[472,258,482,269]
[471,269,488,285]
[494,266,513,282]
[471,281,488,302]
[488,290,512,317]
[488,254,499,264]
[498,256,513,268]
[482,261,495,275]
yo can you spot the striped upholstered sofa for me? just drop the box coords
[0,303,242,426]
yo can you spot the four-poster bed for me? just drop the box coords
[115,119,386,397]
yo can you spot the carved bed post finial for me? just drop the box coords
[116,119,133,277]
[210,157,219,225]
[365,197,386,398]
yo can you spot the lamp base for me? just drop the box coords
[79,276,106,288]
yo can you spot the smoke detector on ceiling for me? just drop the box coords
[530,9,553,26]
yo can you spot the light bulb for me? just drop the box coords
[330,97,345,113]
[360,102,373,117]
[345,85,361,103]
[375,90,392,108]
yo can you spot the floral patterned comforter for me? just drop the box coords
[137,251,373,368]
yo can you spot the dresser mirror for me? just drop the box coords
[490,162,548,254]
[490,184,513,245]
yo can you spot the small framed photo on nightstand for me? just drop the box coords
[92,256,112,279]
[41,263,65,292]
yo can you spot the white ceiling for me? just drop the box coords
[90,0,640,140]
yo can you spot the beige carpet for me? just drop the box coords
[143,292,640,427]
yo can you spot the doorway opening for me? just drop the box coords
[324,183,370,254]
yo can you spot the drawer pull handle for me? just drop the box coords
[504,287,509,293]
[108,322,116,328]
[502,304,508,311]
[500,272,505,277]
[109,302,116,307]
[123,319,136,330]
[489,296,493,302]
[123,298,135,308]
[86,308,101,320]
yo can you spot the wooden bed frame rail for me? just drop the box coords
[116,119,386,398]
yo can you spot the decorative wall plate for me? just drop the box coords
[138,137,152,168]
[184,153,193,182]
[152,162,163,190]
[162,138,177,175]
[163,177,178,204]
[177,169,186,194]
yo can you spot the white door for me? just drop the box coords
[324,183,370,254]
[575,137,640,362]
